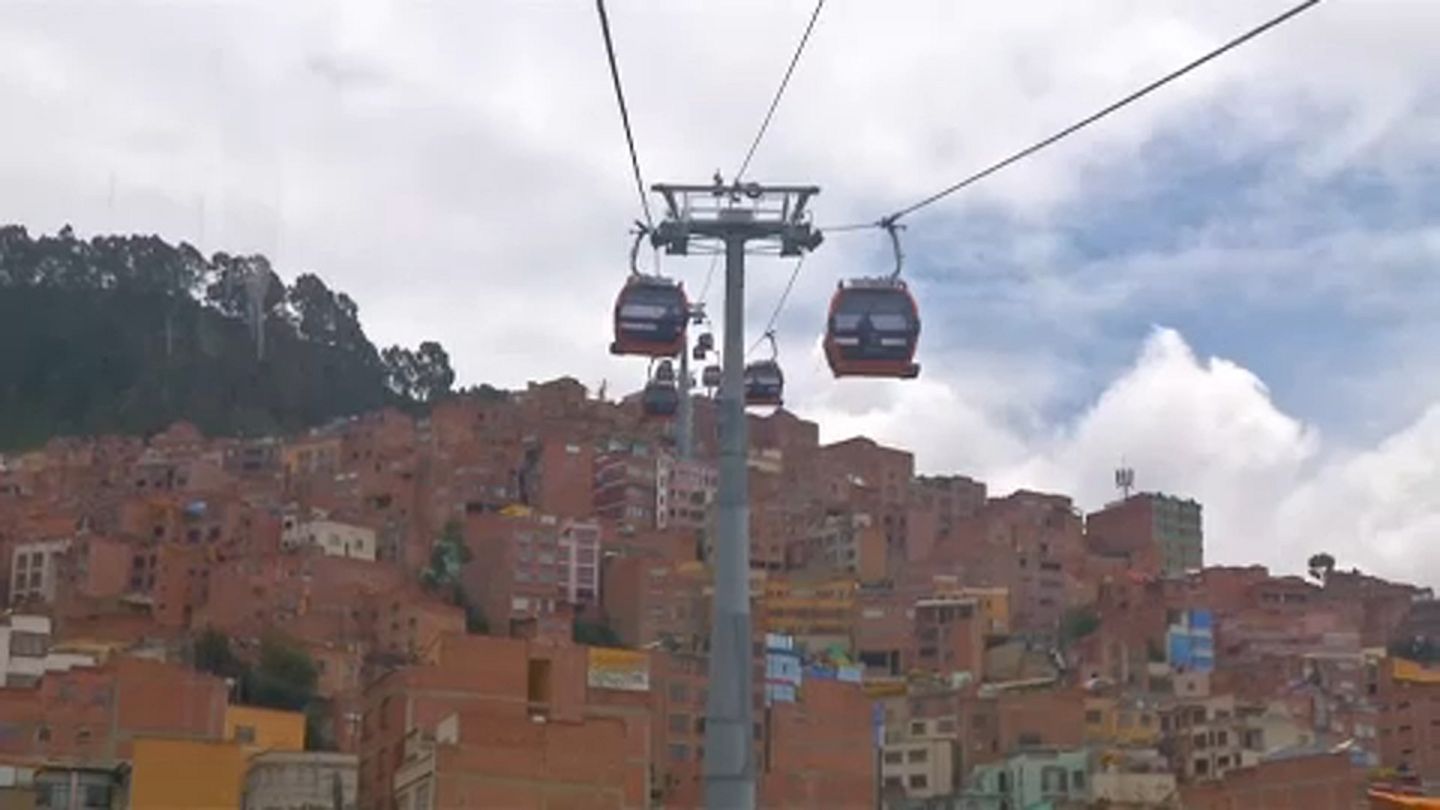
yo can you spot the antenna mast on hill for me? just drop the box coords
[1115,465,1136,500]
[243,261,270,361]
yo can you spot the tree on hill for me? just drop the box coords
[422,519,488,635]
[0,224,458,449]
[573,619,623,648]
[1307,552,1337,583]
[1059,605,1101,648]
[193,627,246,680]
[243,634,319,712]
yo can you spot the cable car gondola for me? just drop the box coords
[611,231,689,357]
[744,332,784,408]
[701,364,721,389]
[824,224,920,379]
[642,359,679,418]
[642,379,679,417]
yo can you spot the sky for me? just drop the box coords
[1,0,1438,586]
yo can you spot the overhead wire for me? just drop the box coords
[749,254,806,356]
[824,0,1325,233]
[731,0,826,356]
[595,0,653,228]
[734,0,827,182]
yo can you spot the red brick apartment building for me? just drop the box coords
[359,633,648,810]
[360,630,875,810]
[1180,750,1367,809]
[0,656,227,761]
[1377,657,1440,793]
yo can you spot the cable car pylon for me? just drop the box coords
[648,177,821,810]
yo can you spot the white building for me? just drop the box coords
[655,454,717,532]
[243,751,357,810]
[558,520,601,605]
[0,615,95,687]
[281,517,376,561]
[10,539,70,606]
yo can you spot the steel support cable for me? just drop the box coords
[749,254,806,356]
[735,0,828,182]
[823,0,1324,234]
[595,0,654,228]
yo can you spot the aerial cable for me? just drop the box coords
[825,0,1325,233]
[697,253,720,307]
[749,254,807,356]
[735,0,827,182]
[595,0,654,228]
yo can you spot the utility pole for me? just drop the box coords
[650,179,821,810]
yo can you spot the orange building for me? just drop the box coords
[358,633,651,810]
[224,704,305,753]
[130,736,247,810]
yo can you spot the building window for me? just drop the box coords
[910,721,925,736]
[668,714,689,735]
[668,743,689,763]
[908,774,928,790]
[883,776,903,789]
[1040,766,1068,794]
[82,783,111,808]
[906,748,928,763]
[883,751,903,765]
[1085,710,1103,724]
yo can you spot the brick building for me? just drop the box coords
[1376,657,1440,793]
[462,510,604,634]
[358,633,651,810]
[906,474,987,564]
[912,595,986,678]
[0,655,227,761]
[1179,750,1366,809]
[1087,492,1203,578]
[817,437,914,568]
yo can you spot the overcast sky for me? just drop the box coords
[2,0,1438,586]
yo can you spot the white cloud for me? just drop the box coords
[2,2,1439,586]
[823,327,1440,589]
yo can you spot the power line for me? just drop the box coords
[735,0,827,182]
[827,0,1324,232]
[697,253,719,306]
[749,254,807,355]
[595,0,653,227]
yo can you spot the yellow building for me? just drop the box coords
[130,737,246,810]
[225,704,306,753]
[1084,696,1161,747]
[763,576,857,651]
[931,584,1010,635]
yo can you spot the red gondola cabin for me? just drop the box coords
[611,276,688,357]
[824,278,920,378]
